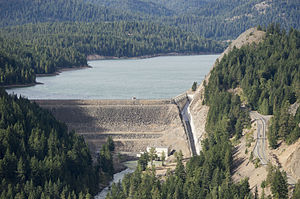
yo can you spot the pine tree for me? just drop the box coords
[292,180,300,199]
[270,168,288,199]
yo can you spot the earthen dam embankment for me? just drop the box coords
[35,99,191,157]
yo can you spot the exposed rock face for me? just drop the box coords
[189,27,266,154]
[35,99,190,157]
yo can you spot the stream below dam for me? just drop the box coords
[95,161,137,199]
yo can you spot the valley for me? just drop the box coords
[0,0,299,198]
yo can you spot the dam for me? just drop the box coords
[10,55,219,158]
[35,98,192,157]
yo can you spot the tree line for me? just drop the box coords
[0,21,224,86]
[0,89,115,198]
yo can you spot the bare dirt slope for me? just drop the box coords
[189,27,266,154]
[269,139,300,185]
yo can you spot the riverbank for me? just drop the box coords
[96,160,137,199]
[87,52,217,61]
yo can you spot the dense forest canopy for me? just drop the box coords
[0,0,299,40]
[0,21,224,86]
[0,89,115,198]
[0,0,132,26]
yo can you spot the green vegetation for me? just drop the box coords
[266,164,288,199]
[0,0,130,27]
[0,89,114,198]
[1,0,299,40]
[292,180,300,199]
[204,24,300,148]
[106,135,253,198]
[191,82,197,91]
[0,21,224,86]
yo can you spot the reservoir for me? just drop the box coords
[7,55,219,99]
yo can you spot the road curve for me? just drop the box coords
[251,111,297,185]
[251,111,268,165]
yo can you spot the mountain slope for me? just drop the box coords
[91,0,300,40]
[0,0,130,26]
[0,0,299,40]
[88,0,174,16]
[0,89,115,198]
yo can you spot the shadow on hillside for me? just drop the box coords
[231,146,246,173]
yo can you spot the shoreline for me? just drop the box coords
[87,52,218,61]
[2,82,43,89]
[4,52,216,89]
[36,65,92,77]
[4,65,91,89]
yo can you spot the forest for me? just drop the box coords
[0,21,224,86]
[0,0,299,40]
[205,24,300,148]
[105,25,300,199]
[0,89,115,198]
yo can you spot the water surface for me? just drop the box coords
[7,55,219,99]
[95,161,137,199]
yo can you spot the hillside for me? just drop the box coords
[189,27,266,154]
[0,89,116,198]
[0,0,131,26]
[0,21,224,86]
[198,24,299,197]
[0,0,299,40]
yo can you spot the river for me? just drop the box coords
[95,161,137,199]
[6,55,219,99]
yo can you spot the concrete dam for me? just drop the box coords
[35,98,191,157]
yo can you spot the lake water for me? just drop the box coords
[6,55,219,99]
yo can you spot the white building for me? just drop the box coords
[146,146,169,159]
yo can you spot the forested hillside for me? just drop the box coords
[105,25,300,199]
[1,0,299,40]
[152,0,300,39]
[205,24,300,148]
[0,21,224,86]
[0,0,131,27]
[0,89,115,198]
